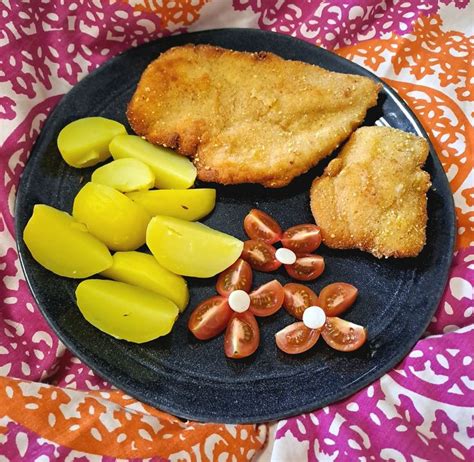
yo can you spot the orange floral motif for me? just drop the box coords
[462,187,474,208]
[383,79,473,249]
[0,376,266,460]
[382,79,473,194]
[127,0,210,28]
[339,14,474,102]
[455,206,474,248]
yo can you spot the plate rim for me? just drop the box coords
[15,28,456,423]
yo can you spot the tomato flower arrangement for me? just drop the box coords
[188,209,367,359]
[276,282,367,354]
[241,209,325,281]
[188,259,284,359]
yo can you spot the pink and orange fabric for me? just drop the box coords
[1,1,472,460]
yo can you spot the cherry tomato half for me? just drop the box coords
[241,240,281,272]
[188,296,232,340]
[283,283,320,320]
[249,280,284,317]
[322,317,367,352]
[275,322,320,354]
[285,254,325,281]
[216,259,253,297]
[319,282,358,317]
[281,224,321,254]
[243,209,282,244]
[224,311,260,359]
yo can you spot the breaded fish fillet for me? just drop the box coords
[310,126,431,258]
[127,45,380,187]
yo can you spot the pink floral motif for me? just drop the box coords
[233,0,469,49]
[429,247,474,334]
[0,97,16,119]
[276,327,474,461]
[0,0,164,99]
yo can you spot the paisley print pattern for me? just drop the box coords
[1,0,472,461]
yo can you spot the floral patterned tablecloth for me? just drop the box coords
[0,1,472,461]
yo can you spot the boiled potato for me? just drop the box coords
[101,251,189,311]
[23,204,112,278]
[76,279,179,343]
[127,189,216,221]
[57,117,126,168]
[146,216,243,277]
[73,182,150,251]
[109,134,196,189]
[91,158,155,192]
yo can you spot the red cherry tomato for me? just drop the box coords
[283,283,320,320]
[319,283,358,317]
[224,311,260,359]
[275,322,320,354]
[188,296,232,340]
[249,280,284,317]
[285,254,325,281]
[243,209,282,244]
[322,317,367,352]
[241,240,281,272]
[216,259,253,297]
[281,224,321,254]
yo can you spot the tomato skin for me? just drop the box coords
[249,280,284,317]
[224,311,260,359]
[281,225,321,254]
[319,283,358,317]
[188,296,232,340]
[322,317,367,352]
[275,322,320,354]
[283,283,320,320]
[285,254,325,281]
[243,209,282,244]
[241,240,281,272]
[216,259,253,297]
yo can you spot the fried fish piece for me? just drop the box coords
[310,126,431,258]
[127,45,380,188]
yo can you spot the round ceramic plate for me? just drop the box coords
[16,29,455,423]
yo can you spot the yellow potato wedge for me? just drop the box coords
[146,215,243,277]
[91,158,155,192]
[23,204,112,278]
[73,182,150,251]
[76,279,179,343]
[57,117,126,168]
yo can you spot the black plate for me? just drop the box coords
[15,29,455,423]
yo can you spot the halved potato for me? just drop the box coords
[23,204,112,278]
[146,215,243,277]
[76,279,179,343]
[126,189,216,221]
[101,251,189,311]
[57,117,126,168]
[91,158,155,192]
[72,182,150,251]
[109,134,196,189]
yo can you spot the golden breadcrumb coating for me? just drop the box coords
[127,44,381,188]
[310,126,431,258]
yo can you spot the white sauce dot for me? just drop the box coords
[275,247,297,265]
[228,290,250,313]
[303,306,326,330]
